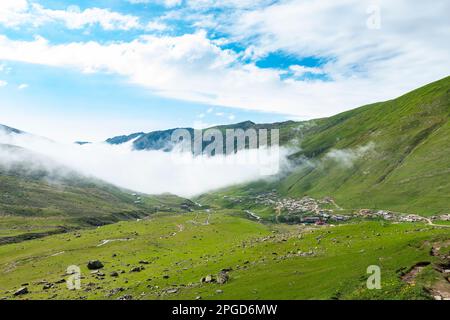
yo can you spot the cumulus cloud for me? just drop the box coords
[0,1,142,30]
[0,80,7,87]
[0,0,449,120]
[0,129,290,197]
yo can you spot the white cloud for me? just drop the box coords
[289,65,324,77]
[0,0,449,119]
[0,80,8,87]
[18,83,29,89]
[0,0,30,27]
[127,0,182,8]
[145,20,169,31]
[0,1,143,31]
[0,130,290,197]
[31,4,141,30]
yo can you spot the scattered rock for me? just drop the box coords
[163,275,170,279]
[216,289,223,294]
[217,271,229,285]
[139,260,150,265]
[107,288,124,297]
[43,283,54,290]
[117,294,133,300]
[166,288,179,294]
[110,271,119,277]
[200,274,214,283]
[87,260,104,270]
[196,296,202,300]
[13,287,29,296]
[130,266,144,273]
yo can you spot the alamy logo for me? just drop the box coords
[66,265,81,290]
[366,4,381,30]
[366,265,381,290]
[170,128,280,176]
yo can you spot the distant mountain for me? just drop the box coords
[198,76,450,216]
[0,124,23,135]
[106,120,298,151]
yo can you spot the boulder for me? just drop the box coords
[13,287,29,296]
[130,266,144,273]
[87,260,104,270]
[200,274,215,283]
[217,271,229,285]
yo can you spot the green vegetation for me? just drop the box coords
[0,145,193,242]
[0,77,449,300]
[200,76,450,216]
[0,210,448,300]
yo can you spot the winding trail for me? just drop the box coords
[425,218,450,228]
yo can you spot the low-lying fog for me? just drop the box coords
[0,129,292,197]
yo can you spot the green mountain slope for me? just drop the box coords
[0,143,194,242]
[199,76,450,216]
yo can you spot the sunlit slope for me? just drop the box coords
[1,211,448,300]
[199,77,450,216]
[278,77,450,215]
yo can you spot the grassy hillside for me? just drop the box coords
[0,210,448,300]
[199,76,450,216]
[0,144,193,242]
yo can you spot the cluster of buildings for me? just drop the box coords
[432,214,450,221]
[358,209,428,223]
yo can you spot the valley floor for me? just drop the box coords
[0,210,449,300]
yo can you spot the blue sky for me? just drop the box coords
[0,0,449,141]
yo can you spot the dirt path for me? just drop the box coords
[245,210,261,221]
[425,218,450,228]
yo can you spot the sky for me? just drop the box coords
[0,0,449,142]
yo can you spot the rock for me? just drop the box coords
[196,296,202,300]
[107,288,124,297]
[203,275,214,283]
[87,260,104,270]
[217,271,229,285]
[43,283,54,290]
[434,295,442,300]
[110,271,119,277]
[139,260,150,265]
[55,279,66,284]
[130,266,144,273]
[13,287,29,296]
[163,275,170,279]
[216,289,223,294]
[166,288,178,294]
[117,294,133,300]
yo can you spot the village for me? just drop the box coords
[222,192,450,226]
